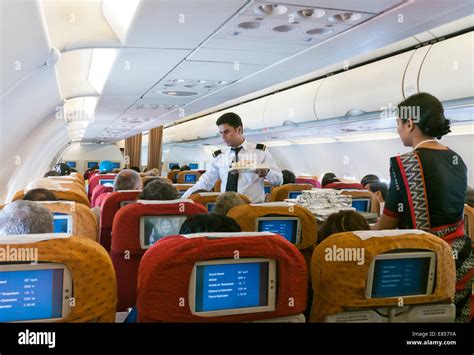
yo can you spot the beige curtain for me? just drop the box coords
[147,126,163,173]
[124,133,142,169]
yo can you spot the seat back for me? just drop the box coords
[310,230,456,322]
[296,176,321,188]
[137,233,307,322]
[90,184,113,208]
[13,189,90,206]
[111,200,207,311]
[227,203,317,269]
[87,174,116,199]
[0,234,116,322]
[167,170,180,183]
[340,190,380,215]
[270,184,313,202]
[99,191,141,251]
[37,201,98,241]
[177,171,201,184]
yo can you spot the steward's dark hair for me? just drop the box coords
[216,112,243,129]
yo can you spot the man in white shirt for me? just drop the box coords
[181,113,283,203]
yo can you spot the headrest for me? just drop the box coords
[309,230,455,322]
[137,234,308,322]
[181,232,276,239]
[137,199,194,205]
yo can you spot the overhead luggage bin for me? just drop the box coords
[314,51,414,120]
[263,80,323,125]
[419,32,474,102]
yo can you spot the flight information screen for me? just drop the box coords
[52,213,70,234]
[258,219,298,244]
[0,268,64,322]
[194,261,269,312]
[352,199,370,212]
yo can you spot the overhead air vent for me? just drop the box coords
[272,24,299,33]
[254,4,288,16]
[297,9,326,19]
[237,21,263,29]
[328,13,362,23]
[306,28,334,35]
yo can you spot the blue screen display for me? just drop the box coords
[0,268,64,322]
[371,257,431,298]
[258,219,297,244]
[189,163,199,170]
[184,174,197,183]
[207,203,216,212]
[288,191,302,199]
[65,161,76,168]
[264,186,271,194]
[52,213,70,233]
[195,262,269,312]
[87,162,99,169]
[352,199,370,212]
[112,162,120,169]
[99,179,115,186]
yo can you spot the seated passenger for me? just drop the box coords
[318,210,370,243]
[114,169,143,192]
[143,177,172,188]
[179,213,242,234]
[139,180,178,200]
[52,162,71,176]
[368,181,388,203]
[83,166,99,181]
[170,164,180,171]
[214,192,245,216]
[282,169,296,185]
[360,174,380,189]
[190,189,210,195]
[129,166,141,173]
[23,188,58,202]
[321,172,340,188]
[180,164,190,171]
[145,168,160,177]
[99,160,114,174]
[0,200,53,234]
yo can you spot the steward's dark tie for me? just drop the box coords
[225,147,242,192]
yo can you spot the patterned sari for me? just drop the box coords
[389,151,473,322]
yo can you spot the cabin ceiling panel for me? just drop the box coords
[57,49,97,99]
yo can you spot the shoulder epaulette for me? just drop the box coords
[212,149,222,158]
[256,143,266,151]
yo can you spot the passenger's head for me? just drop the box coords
[190,189,210,195]
[146,168,159,176]
[0,200,53,235]
[99,160,114,173]
[129,166,141,173]
[216,112,244,147]
[179,214,242,234]
[318,210,370,243]
[170,165,180,170]
[69,168,77,173]
[360,174,380,189]
[114,169,142,191]
[214,192,246,215]
[52,163,71,176]
[23,188,58,202]
[397,92,451,146]
[139,180,178,200]
[44,170,60,177]
[282,169,296,185]
[369,181,388,202]
[321,173,339,188]
[466,185,474,207]
[143,176,172,188]
[180,165,190,171]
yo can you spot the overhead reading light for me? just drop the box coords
[88,49,117,94]
[328,12,362,23]
[102,0,141,43]
[254,4,288,16]
[297,9,326,19]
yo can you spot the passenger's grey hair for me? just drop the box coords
[0,200,53,235]
[114,169,142,191]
